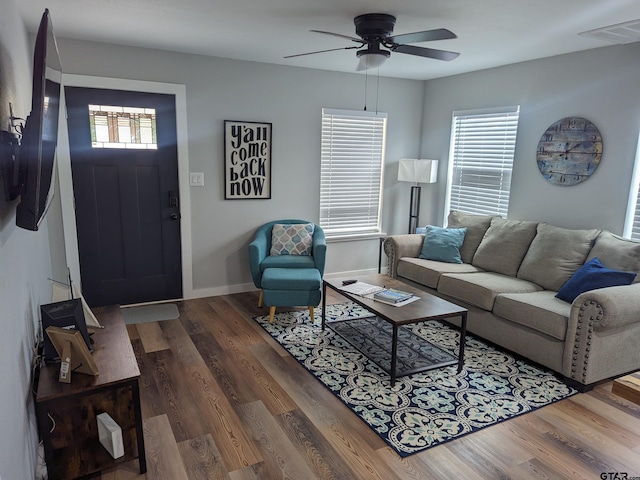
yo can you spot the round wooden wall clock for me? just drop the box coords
[536,116,603,186]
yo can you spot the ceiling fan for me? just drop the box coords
[285,13,460,71]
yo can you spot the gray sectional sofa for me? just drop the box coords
[383,211,640,391]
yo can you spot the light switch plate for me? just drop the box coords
[190,172,205,186]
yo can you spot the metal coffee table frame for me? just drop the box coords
[322,274,468,387]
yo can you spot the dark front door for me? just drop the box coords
[65,87,182,307]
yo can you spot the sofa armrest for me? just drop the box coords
[248,226,270,288]
[383,234,424,278]
[564,282,640,385]
[573,282,640,331]
[312,226,327,276]
[249,235,269,288]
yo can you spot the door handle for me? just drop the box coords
[170,213,181,220]
[168,190,179,208]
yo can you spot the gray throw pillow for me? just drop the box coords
[472,218,538,277]
[587,231,640,283]
[446,211,496,264]
[517,223,600,291]
[270,223,315,256]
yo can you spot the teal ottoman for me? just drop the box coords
[261,267,322,323]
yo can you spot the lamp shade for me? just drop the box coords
[398,159,438,184]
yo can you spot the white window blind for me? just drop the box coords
[629,194,640,240]
[624,136,640,240]
[446,106,520,218]
[320,108,387,237]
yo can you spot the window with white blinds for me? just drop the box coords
[320,108,387,237]
[445,106,520,218]
[628,194,640,240]
[623,138,640,240]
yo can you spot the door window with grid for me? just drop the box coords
[445,106,520,218]
[320,108,387,237]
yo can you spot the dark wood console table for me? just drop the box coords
[35,305,146,479]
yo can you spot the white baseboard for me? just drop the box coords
[188,268,384,300]
[324,268,380,279]
[189,282,256,299]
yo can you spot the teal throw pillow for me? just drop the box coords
[419,225,467,264]
[555,257,636,303]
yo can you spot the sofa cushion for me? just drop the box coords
[270,223,314,256]
[555,257,637,303]
[397,257,484,289]
[493,291,570,341]
[472,218,538,277]
[261,254,316,271]
[517,223,600,291]
[446,211,496,264]
[587,231,640,283]
[419,225,467,263]
[437,272,543,311]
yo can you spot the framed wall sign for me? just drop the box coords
[224,120,272,199]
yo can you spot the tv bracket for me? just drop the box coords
[1,102,24,201]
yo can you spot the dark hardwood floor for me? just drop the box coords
[97,291,640,479]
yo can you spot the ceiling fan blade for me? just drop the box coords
[284,45,360,59]
[311,30,364,43]
[393,44,460,61]
[388,28,457,45]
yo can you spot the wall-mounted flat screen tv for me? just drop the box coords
[15,9,62,231]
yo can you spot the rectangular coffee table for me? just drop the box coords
[322,274,468,386]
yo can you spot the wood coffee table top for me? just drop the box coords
[323,274,467,325]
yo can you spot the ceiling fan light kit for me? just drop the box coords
[286,13,459,71]
[356,46,391,70]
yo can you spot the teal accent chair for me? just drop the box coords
[249,219,326,322]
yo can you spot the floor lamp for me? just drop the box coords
[398,159,438,234]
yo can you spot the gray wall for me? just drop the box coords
[0,2,53,479]
[420,43,640,232]
[3,8,640,476]
[55,38,426,294]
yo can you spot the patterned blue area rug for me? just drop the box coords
[254,302,577,457]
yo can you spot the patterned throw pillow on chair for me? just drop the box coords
[270,223,315,256]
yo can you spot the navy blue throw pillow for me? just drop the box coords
[555,257,636,303]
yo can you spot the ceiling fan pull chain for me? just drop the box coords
[363,66,368,111]
[375,67,380,114]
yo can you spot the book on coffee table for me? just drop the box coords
[338,281,386,297]
[374,288,414,304]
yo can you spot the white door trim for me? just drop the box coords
[57,74,194,301]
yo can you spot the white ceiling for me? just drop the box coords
[16,0,640,80]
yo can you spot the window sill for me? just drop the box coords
[325,232,386,243]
